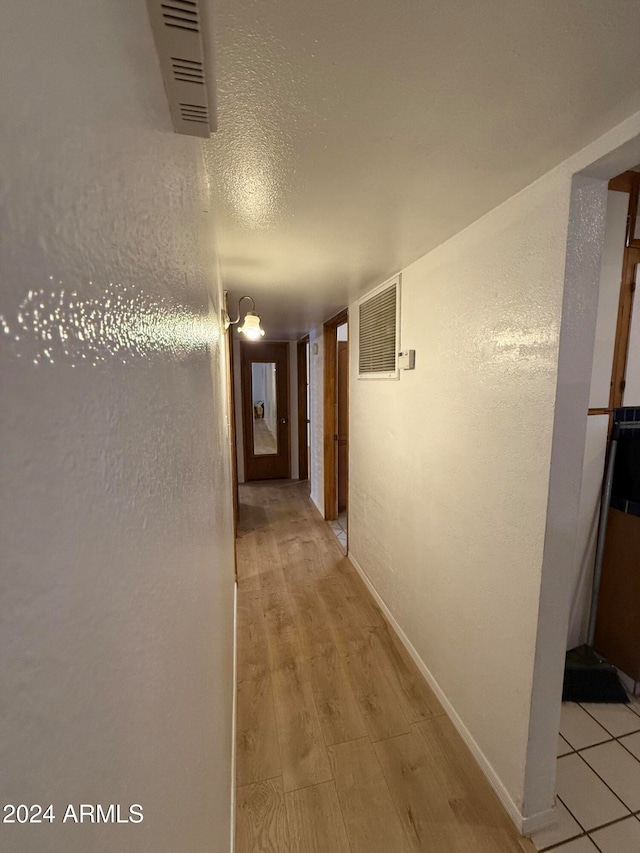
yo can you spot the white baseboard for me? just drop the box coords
[348,553,556,838]
[310,492,324,518]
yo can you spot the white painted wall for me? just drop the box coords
[566,191,627,650]
[346,114,640,831]
[567,415,610,648]
[309,329,325,514]
[589,192,628,409]
[0,3,235,852]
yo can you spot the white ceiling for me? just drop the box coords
[203,0,640,340]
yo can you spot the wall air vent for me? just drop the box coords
[146,0,216,138]
[358,275,401,380]
[172,57,204,84]
[161,1,199,32]
[179,102,209,124]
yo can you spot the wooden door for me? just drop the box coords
[297,337,309,481]
[241,341,290,481]
[337,340,349,512]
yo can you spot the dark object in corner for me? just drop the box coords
[563,645,629,703]
[563,423,629,704]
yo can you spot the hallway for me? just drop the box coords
[235,481,534,852]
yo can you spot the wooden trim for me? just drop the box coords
[337,337,349,521]
[326,309,349,328]
[609,245,639,411]
[323,325,337,519]
[323,310,348,520]
[593,171,640,434]
[297,337,309,481]
[225,327,239,578]
[608,170,638,194]
[627,173,640,247]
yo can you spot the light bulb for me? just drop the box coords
[238,311,265,339]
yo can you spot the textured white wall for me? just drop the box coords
[589,191,628,409]
[567,415,610,649]
[567,191,627,650]
[0,3,235,852]
[348,114,640,830]
[309,328,325,514]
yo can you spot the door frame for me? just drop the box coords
[224,326,239,579]
[323,309,348,520]
[297,336,309,481]
[240,341,291,481]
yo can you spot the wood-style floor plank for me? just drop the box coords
[367,624,446,723]
[236,778,291,853]
[285,781,351,853]
[373,729,534,852]
[316,572,377,655]
[259,563,301,669]
[307,644,369,746]
[328,736,412,852]
[236,675,281,787]
[236,586,269,683]
[338,631,414,741]
[269,653,333,792]
[235,482,534,853]
[412,716,532,835]
[287,582,334,660]
[287,582,368,745]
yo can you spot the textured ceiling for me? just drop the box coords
[203,0,640,339]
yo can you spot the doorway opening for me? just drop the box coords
[240,340,290,481]
[297,336,310,481]
[526,141,640,848]
[323,310,349,548]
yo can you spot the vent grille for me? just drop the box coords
[358,278,400,378]
[162,1,199,32]
[172,56,204,84]
[146,0,215,137]
[180,102,208,123]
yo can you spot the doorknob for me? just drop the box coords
[281,418,288,424]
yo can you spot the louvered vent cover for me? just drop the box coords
[358,276,400,379]
[146,0,215,137]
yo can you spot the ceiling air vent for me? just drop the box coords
[358,275,401,380]
[146,0,215,138]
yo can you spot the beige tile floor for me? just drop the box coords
[532,698,640,852]
[328,511,347,550]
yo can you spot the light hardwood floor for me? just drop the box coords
[235,480,535,853]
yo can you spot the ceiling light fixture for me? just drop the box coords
[222,292,265,339]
